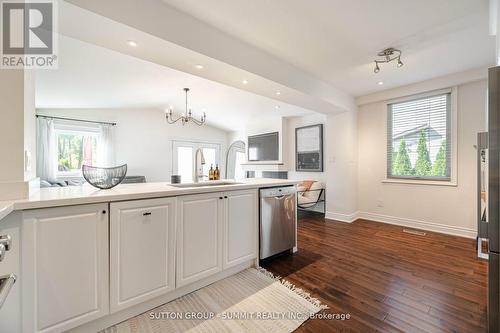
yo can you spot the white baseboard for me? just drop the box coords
[357,212,477,239]
[325,211,359,223]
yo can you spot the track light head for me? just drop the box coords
[374,63,380,73]
[397,58,404,68]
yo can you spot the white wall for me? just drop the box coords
[284,114,327,182]
[325,110,359,221]
[24,70,37,182]
[357,79,487,237]
[37,108,229,182]
[229,111,359,220]
[1,71,25,184]
[0,70,37,200]
[229,114,328,178]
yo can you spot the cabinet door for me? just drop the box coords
[176,192,223,287]
[22,204,109,333]
[223,190,258,269]
[110,198,176,313]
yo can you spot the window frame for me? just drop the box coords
[54,121,101,180]
[384,87,458,186]
[172,139,222,182]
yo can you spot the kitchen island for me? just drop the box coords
[0,178,297,333]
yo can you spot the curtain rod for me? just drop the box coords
[36,114,117,126]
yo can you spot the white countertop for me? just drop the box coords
[0,178,297,220]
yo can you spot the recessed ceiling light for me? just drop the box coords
[195,64,204,69]
[127,40,138,47]
[276,91,281,95]
[242,79,248,85]
[377,81,384,85]
[275,105,280,109]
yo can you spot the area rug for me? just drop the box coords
[102,267,327,333]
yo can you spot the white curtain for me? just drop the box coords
[36,118,57,182]
[97,124,115,167]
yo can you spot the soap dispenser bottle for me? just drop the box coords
[209,165,214,180]
[214,164,220,180]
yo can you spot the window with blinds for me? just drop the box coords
[387,92,451,181]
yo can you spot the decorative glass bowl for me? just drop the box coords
[82,164,128,189]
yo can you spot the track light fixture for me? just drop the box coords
[373,48,403,73]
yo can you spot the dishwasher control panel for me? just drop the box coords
[260,186,296,198]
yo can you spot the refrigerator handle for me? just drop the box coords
[477,132,489,260]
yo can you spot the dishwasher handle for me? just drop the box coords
[0,274,16,309]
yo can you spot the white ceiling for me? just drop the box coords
[45,0,496,131]
[35,36,312,132]
[59,0,353,115]
[162,0,496,96]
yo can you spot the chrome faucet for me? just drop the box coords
[194,148,206,183]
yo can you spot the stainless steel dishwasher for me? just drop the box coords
[260,186,297,260]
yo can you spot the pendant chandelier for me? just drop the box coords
[165,88,206,126]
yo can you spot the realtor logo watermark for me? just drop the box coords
[1,0,58,68]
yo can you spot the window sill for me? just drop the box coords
[382,178,457,187]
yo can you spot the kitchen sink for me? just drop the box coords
[169,181,244,188]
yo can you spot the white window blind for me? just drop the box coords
[387,92,451,181]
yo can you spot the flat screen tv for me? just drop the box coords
[248,132,279,161]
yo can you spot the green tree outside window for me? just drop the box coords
[414,129,432,176]
[432,140,447,176]
[392,139,413,176]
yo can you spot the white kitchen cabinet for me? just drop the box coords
[223,190,258,269]
[110,198,176,313]
[176,192,223,287]
[22,204,109,333]
[0,212,22,333]
[176,190,258,287]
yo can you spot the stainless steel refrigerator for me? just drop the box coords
[481,66,500,332]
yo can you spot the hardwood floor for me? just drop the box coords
[261,213,488,333]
